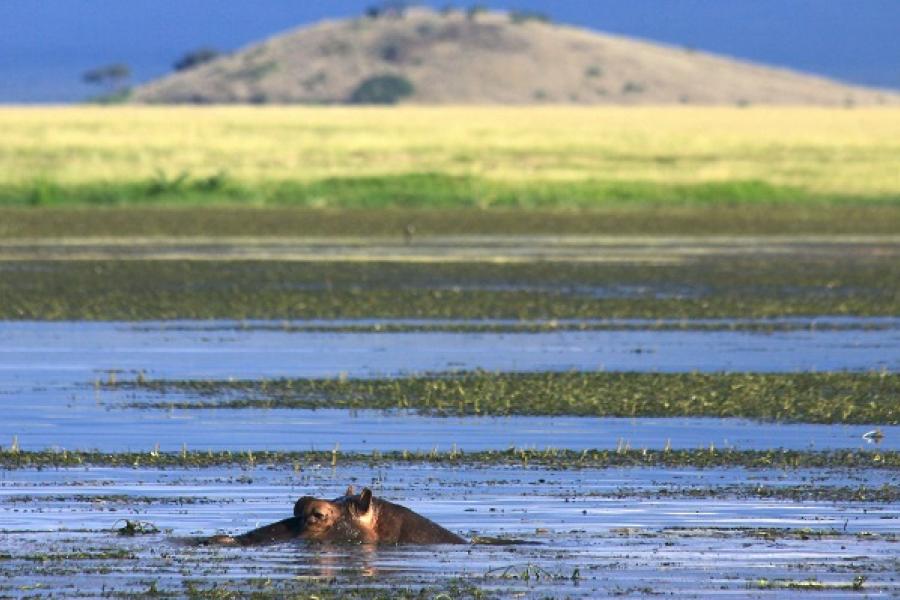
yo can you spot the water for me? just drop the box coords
[2,319,897,385]
[4,405,896,453]
[1,318,896,452]
[1,464,897,598]
[1,318,896,597]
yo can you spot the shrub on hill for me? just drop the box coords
[174,47,221,72]
[349,75,415,104]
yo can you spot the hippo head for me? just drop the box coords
[292,486,376,543]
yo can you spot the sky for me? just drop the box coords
[1,0,899,103]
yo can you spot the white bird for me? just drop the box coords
[862,429,884,443]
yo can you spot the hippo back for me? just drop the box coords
[373,498,466,544]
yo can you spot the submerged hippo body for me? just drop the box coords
[211,486,466,546]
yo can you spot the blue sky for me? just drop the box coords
[2,0,898,102]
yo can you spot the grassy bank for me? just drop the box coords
[119,372,899,424]
[0,448,895,470]
[2,256,897,320]
[5,174,898,209]
[2,106,899,208]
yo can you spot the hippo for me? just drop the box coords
[207,486,466,546]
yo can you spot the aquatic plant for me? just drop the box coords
[1,448,896,470]
[123,371,900,424]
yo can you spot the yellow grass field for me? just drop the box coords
[1,106,899,204]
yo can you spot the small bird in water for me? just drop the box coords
[862,429,884,444]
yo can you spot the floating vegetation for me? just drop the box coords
[594,483,900,503]
[5,494,214,505]
[122,371,900,424]
[750,576,867,591]
[115,520,160,536]
[470,536,542,546]
[126,317,900,334]
[2,252,898,320]
[0,448,896,471]
[5,549,136,562]
[485,563,565,581]
[616,527,898,541]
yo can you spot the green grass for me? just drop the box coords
[2,256,897,320]
[4,173,895,209]
[4,107,900,202]
[0,448,896,471]
[119,372,900,424]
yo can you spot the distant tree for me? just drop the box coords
[365,1,410,19]
[509,10,551,24]
[82,63,131,91]
[349,75,415,104]
[174,47,221,72]
[439,4,456,15]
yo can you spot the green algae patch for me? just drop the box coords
[0,448,896,471]
[121,372,900,424]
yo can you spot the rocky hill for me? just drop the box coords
[131,8,897,106]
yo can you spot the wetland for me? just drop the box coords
[1,233,897,598]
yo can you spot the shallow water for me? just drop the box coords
[1,464,896,598]
[4,402,896,453]
[1,316,898,596]
[1,318,896,453]
[2,319,898,385]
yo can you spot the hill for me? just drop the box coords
[130,8,897,106]
[132,9,900,106]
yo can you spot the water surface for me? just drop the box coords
[1,464,896,598]
[2,319,897,385]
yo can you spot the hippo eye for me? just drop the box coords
[311,510,325,520]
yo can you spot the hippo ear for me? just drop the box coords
[294,496,313,517]
[357,488,373,514]
[345,485,355,496]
